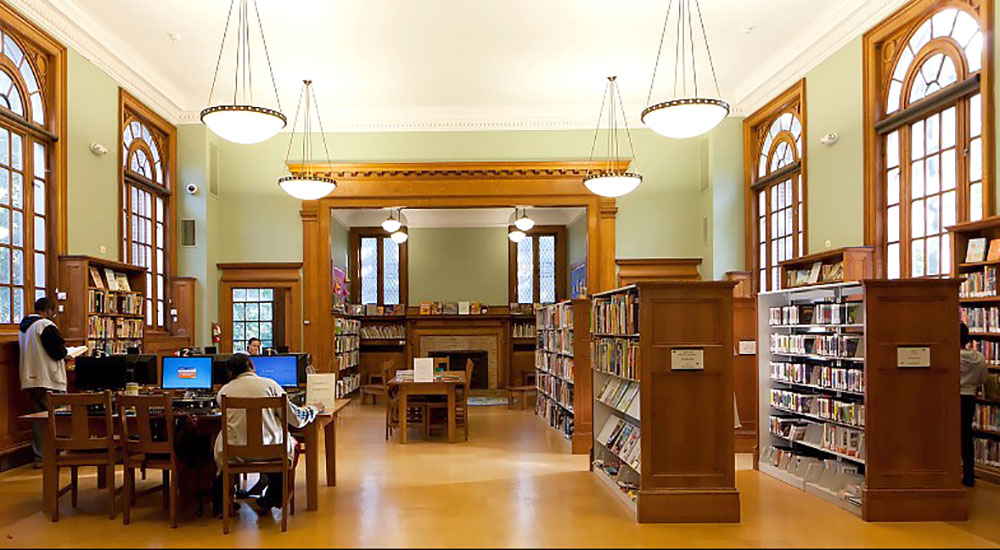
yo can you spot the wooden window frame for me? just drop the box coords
[218,262,302,354]
[118,89,177,332]
[348,227,409,306]
[743,80,808,294]
[507,225,567,304]
[863,0,995,277]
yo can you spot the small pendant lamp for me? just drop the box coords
[583,76,642,198]
[277,80,337,200]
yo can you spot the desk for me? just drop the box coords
[19,398,351,517]
[388,372,466,444]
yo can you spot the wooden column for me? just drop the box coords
[301,204,332,372]
[597,199,617,292]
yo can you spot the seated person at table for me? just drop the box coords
[211,354,323,517]
[247,337,262,356]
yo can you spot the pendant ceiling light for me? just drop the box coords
[390,226,409,244]
[201,0,286,144]
[382,208,408,233]
[278,80,337,201]
[642,0,729,139]
[583,76,642,198]
[510,207,535,232]
[507,230,526,243]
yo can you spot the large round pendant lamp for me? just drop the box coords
[201,0,286,144]
[278,80,337,200]
[642,0,729,139]
[583,76,643,198]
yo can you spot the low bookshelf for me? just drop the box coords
[534,299,591,454]
[779,247,874,290]
[333,313,361,398]
[758,280,965,521]
[590,282,739,523]
[58,256,146,355]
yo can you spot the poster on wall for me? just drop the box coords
[570,261,587,299]
[332,265,348,297]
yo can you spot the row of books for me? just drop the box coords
[596,416,641,473]
[334,334,360,354]
[536,372,573,412]
[537,329,572,354]
[767,416,865,459]
[536,353,573,381]
[785,261,846,288]
[87,338,143,355]
[334,350,359,372]
[591,292,637,335]
[595,378,641,420]
[961,306,1000,333]
[770,362,865,394]
[537,301,573,330]
[768,303,862,326]
[974,403,1000,433]
[419,301,488,315]
[975,437,1000,469]
[770,389,866,427]
[972,340,1000,365]
[960,266,1000,298]
[591,338,639,381]
[359,323,406,340]
[536,394,573,439]
[87,316,144,339]
[334,317,360,336]
[88,289,144,315]
[512,322,536,339]
[770,334,863,359]
[363,304,406,316]
[965,236,1000,263]
[335,372,360,398]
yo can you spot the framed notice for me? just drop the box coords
[671,348,704,371]
[737,340,757,355]
[897,346,930,368]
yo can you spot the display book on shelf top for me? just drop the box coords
[534,298,591,454]
[757,279,966,522]
[332,312,361,398]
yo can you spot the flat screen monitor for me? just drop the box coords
[126,354,158,385]
[161,356,213,390]
[251,355,299,388]
[75,356,128,391]
[212,354,233,386]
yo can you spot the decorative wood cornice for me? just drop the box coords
[286,160,632,180]
[616,258,703,286]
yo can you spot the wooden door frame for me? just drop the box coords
[217,262,302,353]
[295,160,624,373]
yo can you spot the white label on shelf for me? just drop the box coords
[671,348,704,370]
[897,346,930,368]
[738,340,757,355]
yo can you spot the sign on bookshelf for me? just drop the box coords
[896,346,930,368]
[670,348,704,370]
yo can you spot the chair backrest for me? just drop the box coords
[118,393,175,457]
[220,395,288,463]
[433,357,449,372]
[464,358,474,386]
[47,391,115,453]
[380,359,395,389]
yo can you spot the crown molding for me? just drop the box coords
[733,0,911,115]
[7,0,185,122]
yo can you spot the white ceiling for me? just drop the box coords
[332,207,585,229]
[18,0,908,130]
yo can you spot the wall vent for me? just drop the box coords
[180,219,196,247]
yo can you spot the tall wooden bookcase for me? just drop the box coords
[58,256,146,354]
[591,282,739,523]
[758,280,965,521]
[535,298,591,454]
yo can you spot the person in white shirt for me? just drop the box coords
[961,322,989,487]
[211,354,323,516]
[18,297,68,467]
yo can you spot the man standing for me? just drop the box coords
[19,297,68,467]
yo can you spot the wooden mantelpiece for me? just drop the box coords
[616,258,702,286]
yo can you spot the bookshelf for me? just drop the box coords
[779,247,874,290]
[949,215,1000,483]
[758,280,965,521]
[58,256,146,355]
[333,313,361,398]
[534,299,591,454]
[590,282,739,523]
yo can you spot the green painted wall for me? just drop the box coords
[707,117,745,279]
[330,214,349,271]
[406,227,508,305]
[66,50,119,261]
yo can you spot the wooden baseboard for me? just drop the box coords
[862,487,967,521]
[734,429,757,453]
[637,488,741,523]
[0,442,31,472]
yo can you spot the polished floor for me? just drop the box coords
[2,402,1000,548]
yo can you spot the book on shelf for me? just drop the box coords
[443,302,458,315]
[988,239,1000,262]
[420,302,431,315]
[807,262,823,285]
[104,268,119,290]
[89,266,104,289]
[458,301,470,315]
[115,273,131,291]
[968,237,988,263]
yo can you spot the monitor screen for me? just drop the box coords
[161,356,213,390]
[252,355,299,388]
[126,354,158,385]
[75,356,128,391]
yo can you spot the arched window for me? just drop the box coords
[120,91,175,329]
[865,4,991,279]
[744,81,806,292]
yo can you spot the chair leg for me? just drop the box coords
[52,465,60,523]
[70,466,79,508]
[281,470,288,533]
[123,466,132,525]
[106,464,116,519]
[162,470,170,509]
[222,473,231,535]
[169,469,178,529]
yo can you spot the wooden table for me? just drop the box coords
[389,372,466,444]
[19,398,351,517]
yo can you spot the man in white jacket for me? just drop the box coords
[18,297,68,467]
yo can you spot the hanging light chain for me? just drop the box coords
[284,83,306,174]
[614,80,640,175]
[252,0,283,111]
[646,0,674,108]
[585,78,610,179]
[646,0,721,103]
[206,0,237,105]
[204,0,282,110]
[692,0,723,98]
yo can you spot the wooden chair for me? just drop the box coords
[360,360,392,405]
[433,357,449,372]
[118,393,179,528]
[46,391,121,522]
[426,359,473,440]
[220,395,294,534]
[385,362,428,441]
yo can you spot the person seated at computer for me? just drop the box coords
[211,354,324,517]
[19,297,68,468]
[247,337,262,356]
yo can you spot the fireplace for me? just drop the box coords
[418,334,501,389]
[429,350,489,389]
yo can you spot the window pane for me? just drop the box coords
[971,94,982,138]
[13,287,23,323]
[260,288,273,301]
[926,195,940,235]
[926,113,939,154]
[942,234,951,274]
[233,288,246,302]
[233,322,245,341]
[926,155,940,194]
[971,182,983,221]
[260,322,272,340]
[245,303,259,321]
[888,243,901,279]
[245,323,259,340]
[942,190,957,228]
[33,215,43,252]
[0,287,9,324]
[539,235,556,304]
[941,107,956,149]
[911,160,925,198]
[942,149,956,191]
[0,247,9,284]
[970,137,983,181]
[260,302,272,321]
[887,168,900,205]
[517,236,533,304]
[360,237,378,305]
[927,235,940,276]
[911,199,925,238]
[886,131,899,169]
[233,303,245,321]
[12,248,21,285]
[383,237,400,306]
[33,251,43,287]
[246,288,259,302]
[912,239,925,277]
[911,120,924,159]
[887,205,900,242]
[11,172,20,209]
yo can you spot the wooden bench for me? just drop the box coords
[507,386,536,410]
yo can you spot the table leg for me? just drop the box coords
[447,386,456,444]
[324,417,336,487]
[399,390,408,444]
[43,421,55,518]
[304,422,319,512]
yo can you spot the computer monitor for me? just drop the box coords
[125,354,158,385]
[75,356,128,391]
[161,356,213,390]
[211,354,233,386]
[204,346,218,355]
[251,355,299,388]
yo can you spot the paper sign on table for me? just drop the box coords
[414,358,434,382]
[306,373,336,411]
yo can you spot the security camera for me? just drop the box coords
[89,142,108,156]
[819,132,839,146]
[185,183,199,195]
